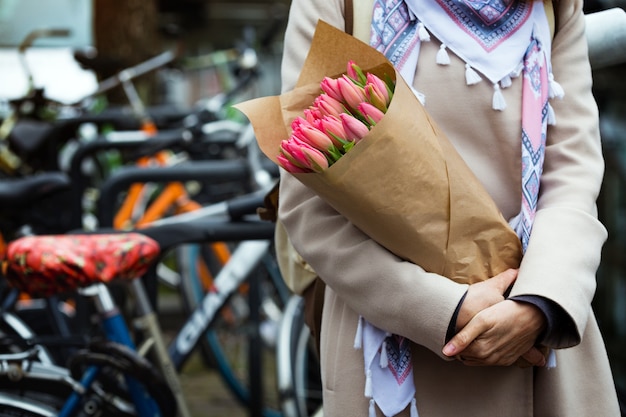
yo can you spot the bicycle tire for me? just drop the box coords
[276,295,322,417]
[175,241,288,417]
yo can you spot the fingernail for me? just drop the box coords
[442,343,456,356]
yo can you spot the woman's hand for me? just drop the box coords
[455,268,518,331]
[443,299,547,367]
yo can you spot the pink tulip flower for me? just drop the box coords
[346,60,359,81]
[320,77,344,102]
[340,113,370,143]
[358,102,385,125]
[346,60,366,84]
[280,138,329,172]
[280,139,307,165]
[285,137,329,171]
[293,122,335,152]
[303,108,321,124]
[291,116,311,130]
[277,61,395,172]
[313,94,346,118]
[366,73,391,105]
[300,145,330,172]
[277,154,308,173]
[338,75,367,111]
[364,83,388,113]
[317,115,347,147]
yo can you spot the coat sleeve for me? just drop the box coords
[508,0,608,349]
[278,0,468,358]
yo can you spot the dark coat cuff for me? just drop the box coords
[509,294,578,347]
[446,291,467,342]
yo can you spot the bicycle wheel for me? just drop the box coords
[0,357,68,416]
[0,361,167,417]
[0,392,61,417]
[276,295,323,417]
[175,241,289,417]
[0,371,71,415]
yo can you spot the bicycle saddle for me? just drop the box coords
[7,119,55,154]
[4,233,160,297]
[0,172,71,207]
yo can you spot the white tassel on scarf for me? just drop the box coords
[369,399,377,417]
[354,315,364,349]
[436,44,450,65]
[464,64,482,85]
[410,398,419,417]
[365,369,373,398]
[417,22,430,41]
[500,74,513,88]
[548,73,565,99]
[379,333,390,368]
[492,83,507,111]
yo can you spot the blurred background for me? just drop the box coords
[584,0,626,401]
[0,0,291,107]
[0,0,625,409]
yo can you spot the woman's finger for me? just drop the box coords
[492,268,518,293]
[442,314,489,357]
[520,347,547,367]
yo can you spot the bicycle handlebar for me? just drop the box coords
[16,28,72,96]
[18,29,72,53]
[226,192,267,220]
[77,48,180,104]
[96,160,251,227]
[137,218,275,251]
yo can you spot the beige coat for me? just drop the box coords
[277,0,621,415]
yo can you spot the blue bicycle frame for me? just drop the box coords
[58,283,161,417]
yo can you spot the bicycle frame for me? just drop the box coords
[0,282,173,417]
[109,216,280,417]
[167,240,269,362]
[0,211,279,417]
[113,150,233,291]
[59,283,163,417]
[121,221,278,417]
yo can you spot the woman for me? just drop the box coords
[277,0,621,415]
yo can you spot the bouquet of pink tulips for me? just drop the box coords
[277,60,393,174]
[235,21,522,285]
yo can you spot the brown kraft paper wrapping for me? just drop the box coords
[234,20,522,285]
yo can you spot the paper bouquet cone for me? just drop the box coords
[234,21,522,284]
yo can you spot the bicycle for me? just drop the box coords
[0,187,284,416]
[80,38,284,411]
[0,153,286,417]
[93,155,285,415]
[0,14,290,414]
[2,53,285,417]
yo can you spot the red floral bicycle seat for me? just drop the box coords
[4,233,160,297]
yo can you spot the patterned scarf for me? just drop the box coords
[358,1,561,416]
